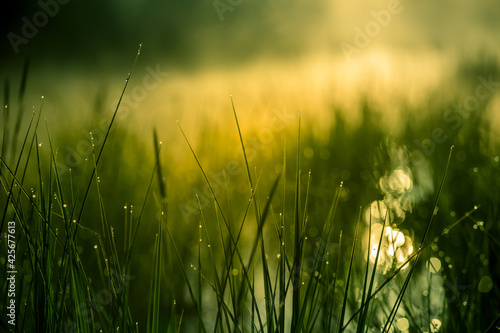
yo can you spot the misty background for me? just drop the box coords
[2,0,499,71]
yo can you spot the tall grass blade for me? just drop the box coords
[382,146,454,332]
[291,112,301,332]
[337,207,361,332]
[167,228,207,333]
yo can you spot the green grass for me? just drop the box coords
[1,47,500,332]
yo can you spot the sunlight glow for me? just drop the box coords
[368,224,414,274]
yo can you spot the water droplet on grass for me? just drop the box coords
[427,257,441,273]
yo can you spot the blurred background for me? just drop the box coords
[2,0,500,174]
[1,0,500,331]
[2,0,500,130]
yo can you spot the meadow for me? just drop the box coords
[1,47,499,332]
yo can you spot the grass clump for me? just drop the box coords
[1,47,500,332]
